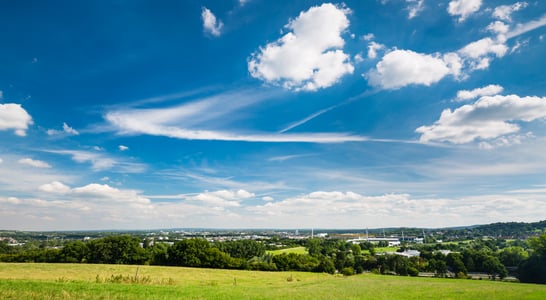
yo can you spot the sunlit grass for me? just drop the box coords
[266,246,308,255]
[1,263,546,299]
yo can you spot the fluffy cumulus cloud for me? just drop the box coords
[248,3,354,91]
[0,103,33,136]
[458,37,508,70]
[366,50,453,89]
[447,0,482,22]
[39,181,71,193]
[493,2,528,22]
[189,189,255,209]
[18,158,51,168]
[366,9,546,90]
[416,94,546,144]
[0,181,156,229]
[201,7,223,37]
[248,191,546,227]
[455,84,504,101]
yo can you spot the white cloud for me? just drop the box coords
[487,21,509,36]
[39,181,71,194]
[455,84,504,101]
[47,122,79,136]
[361,33,375,41]
[367,13,546,90]
[493,2,528,22]
[366,50,452,89]
[406,0,424,19]
[0,103,33,136]
[106,89,365,143]
[354,53,364,63]
[248,190,546,228]
[18,158,52,168]
[416,94,546,144]
[459,37,508,59]
[447,0,482,22]
[262,196,274,202]
[507,14,546,39]
[456,37,508,70]
[72,183,150,204]
[367,41,385,59]
[201,7,223,37]
[118,145,129,151]
[248,3,354,91]
[189,189,255,209]
[46,149,145,172]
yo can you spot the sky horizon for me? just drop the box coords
[1,0,546,231]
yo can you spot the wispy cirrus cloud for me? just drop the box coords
[105,88,366,143]
[45,149,146,173]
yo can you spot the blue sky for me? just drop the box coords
[1,0,546,230]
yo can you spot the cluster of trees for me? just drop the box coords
[1,234,545,283]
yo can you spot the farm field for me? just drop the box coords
[266,246,308,255]
[1,263,546,299]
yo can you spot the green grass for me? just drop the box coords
[1,263,546,299]
[371,246,400,253]
[266,246,308,255]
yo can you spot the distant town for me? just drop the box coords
[1,220,545,284]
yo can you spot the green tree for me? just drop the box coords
[60,241,88,263]
[518,234,546,284]
[499,246,528,267]
[87,235,149,264]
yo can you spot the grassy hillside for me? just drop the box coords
[1,263,546,299]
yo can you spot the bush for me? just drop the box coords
[341,267,355,276]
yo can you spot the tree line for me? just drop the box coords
[1,234,545,284]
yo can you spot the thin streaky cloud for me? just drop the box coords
[279,90,375,133]
[507,14,546,39]
[279,105,339,133]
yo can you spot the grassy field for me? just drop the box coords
[266,246,307,255]
[1,263,546,299]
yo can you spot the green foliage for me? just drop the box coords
[272,253,319,272]
[215,240,265,260]
[87,235,149,265]
[60,241,88,263]
[498,246,528,267]
[341,266,354,276]
[167,238,240,269]
[518,234,546,284]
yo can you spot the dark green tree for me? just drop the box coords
[518,234,546,284]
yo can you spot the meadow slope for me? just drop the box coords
[1,263,546,299]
